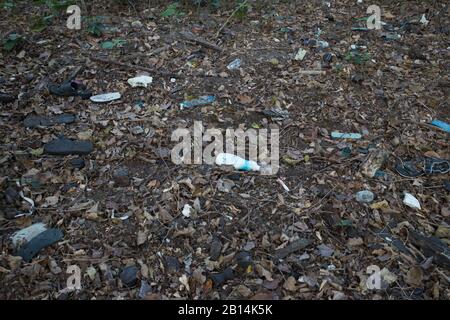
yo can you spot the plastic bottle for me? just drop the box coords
[215,153,260,171]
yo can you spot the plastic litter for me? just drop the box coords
[431,119,450,133]
[16,228,63,262]
[182,204,192,218]
[127,75,153,88]
[331,132,362,139]
[44,137,94,155]
[420,14,429,26]
[215,153,260,172]
[395,157,450,177]
[48,79,92,99]
[227,58,242,70]
[23,114,75,128]
[262,108,289,119]
[180,95,216,110]
[355,190,375,203]
[294,48,307,61]
[361,149,389,178]
[90,92,121,103]
[403,192,421,210]
[11,223,47,249]
[209,267,234,286]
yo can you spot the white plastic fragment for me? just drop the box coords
[14,185,35,218]
[294,48,307,61]
[215,153,260,172]
[11,223,47,249]
[277,178,290,192]
[127,75,153,88]
[419,14,429,26]
[182,204,192,218]
[403,192,421,210]
[90,92,121,103]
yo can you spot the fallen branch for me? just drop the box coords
[179,31,223,52]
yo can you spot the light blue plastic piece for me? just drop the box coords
[331,132,362,140]
[431,120,450,133]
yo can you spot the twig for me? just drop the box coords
[90,56,179,78]
[215,0,248,38]
[179,31,223,52]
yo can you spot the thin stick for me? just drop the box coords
[215,0,248,38]
[179,31,223,52]
[90,56,179,78]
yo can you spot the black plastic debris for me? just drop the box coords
[120,265,139,287]
[44,137,94,155]
[16,228,63,262]
[409,230,450,269]
[165,256,181,273]
[273,238,312,261]
[69,158,85,169]
[235,251,253,269]
[209,236,222,261]
[24,114,75,128]
[48,79,92,99]
[209,267,234,286]
[374,229,412,256]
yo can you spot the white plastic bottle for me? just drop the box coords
[215,153,260,172]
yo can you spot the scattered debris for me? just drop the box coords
[361,149,389,178]
[331,132,362,139]
[11,223,47,249]
[120,265,139,287]
[431,119,450,133]
[180,95,215,109]
[16,229,63,262]
[127,75,153,88]
[23,114,75,128]
[215,153,260,172]
[227,58,242,70]
[273,239,312,260]
[355,190,375,203]
[403,192,421,210]
[90,92,121,103]
[44,137,94,155]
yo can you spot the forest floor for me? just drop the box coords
[0,0,449,300]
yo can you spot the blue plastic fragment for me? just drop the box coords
[431,120,450,133]
[180,95,216,109]
[331,132,362,140]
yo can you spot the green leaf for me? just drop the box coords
[30,148,44,156]
[2,0,15,9]
[161,3,184,18]
[3,33,22,51]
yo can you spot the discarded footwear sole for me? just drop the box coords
[423,157,450,175]
[395,160,423,178]
[48,79,92,99]
[395,157,450,177]
[16,228,63,262]
[44,137,94,155]
[23,114,75,128]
